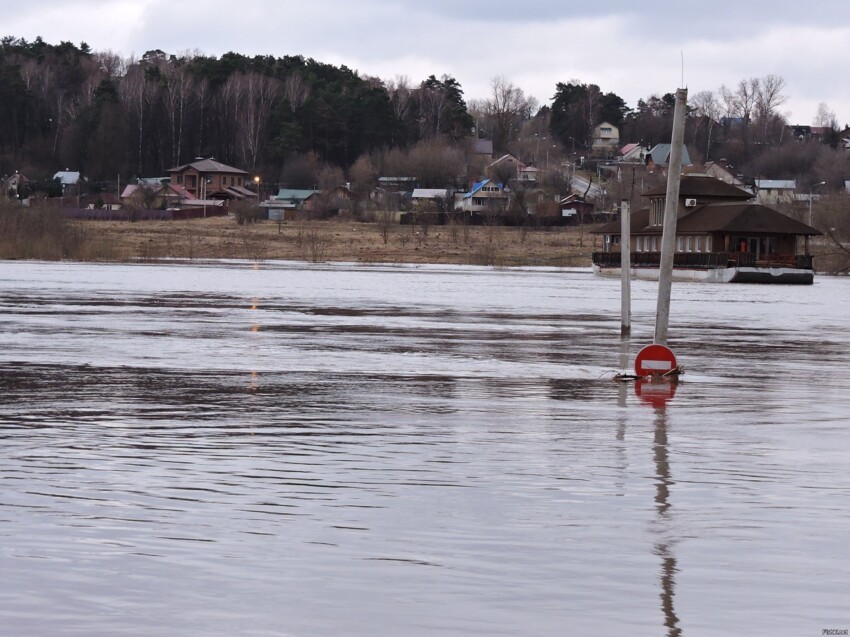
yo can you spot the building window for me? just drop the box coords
[695,236,702,252]
[705,236,712,251]
[177,175,183,184]
[677,236,683,251]
[650,199,664,226]
[636,237,643,252]
[686,236,692,252]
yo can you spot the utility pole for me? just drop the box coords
[654,88,688,346]
[620,199,631,336]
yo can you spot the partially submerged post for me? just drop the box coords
[654,88,688,346]
[620,199,631,336]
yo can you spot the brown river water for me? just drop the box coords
[1,260,848,636]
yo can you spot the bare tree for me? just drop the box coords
[316,164,345,212]
[237,72,281,170]
[735,78,758,123]
[213,71,281,169]
[283,72,310,109]
[384,75,413,122]
[348,154,378,213]
[120,61,159,175]
[93,50,126,77]
[478,76,538,153]
[417,81,449,139]
[813,102,838,129]
[162,62,197,167]
[408,138,465,188]
[754,74,788,144]
[691,90,722,161]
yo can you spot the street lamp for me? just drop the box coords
[545,144,557,175]
[534,134,546,164]
[809,181,825,226]
[201,177,211,218]
[254,176,260,203]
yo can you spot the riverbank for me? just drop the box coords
[84,216,601,266]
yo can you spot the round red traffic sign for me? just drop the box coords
[634,344,678,377]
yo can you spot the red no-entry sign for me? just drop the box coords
[634,344,678,377]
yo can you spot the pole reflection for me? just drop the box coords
[637,379,682,636]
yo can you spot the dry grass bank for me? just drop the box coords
[0,204,119,260]
[79,215,601,266]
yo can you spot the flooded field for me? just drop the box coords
[1,260,849,636]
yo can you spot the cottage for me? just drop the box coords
[619,143,647,163]
[2,172,28,199]
[457,179,509,213]
[167,158,253,200]
[702,160,747,188]
[264,189,320,210]
[412,188,451,211]
[54,170,81,195]
[591,122,620,157]
[645,144,692,170]
[592,174,821,284]
[754,179,796,205]
[487,154,530,181]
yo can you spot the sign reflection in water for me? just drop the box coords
[1,261,849,636]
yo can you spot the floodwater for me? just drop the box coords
[1,260,848,636]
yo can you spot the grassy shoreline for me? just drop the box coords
[0,207,600,267]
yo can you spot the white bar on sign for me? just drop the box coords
[643,360,673,370]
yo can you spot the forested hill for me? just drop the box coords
[1,36,839,189]
[0,37,474,180]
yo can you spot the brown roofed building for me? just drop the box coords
[167,158,253,200]
[592,173,821,284]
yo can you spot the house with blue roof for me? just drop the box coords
[457,179,509,213]
[646,144,692,170]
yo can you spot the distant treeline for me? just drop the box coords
[0,36,847,188]
[0,37,475,181]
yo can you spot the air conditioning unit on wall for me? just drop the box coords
[685,198,697,207]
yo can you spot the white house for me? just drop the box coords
[457,179,509,212]
[591,122,620,156]
[412,188,451,210]
[54,170,81,194]
[755,179,796,205]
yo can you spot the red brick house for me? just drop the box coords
[166,158,254,200]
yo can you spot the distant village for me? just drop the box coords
[2,37,850,238]
[3,125,849,227]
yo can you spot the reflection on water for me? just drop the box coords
[649,390,681,637]
[1,261,850,636]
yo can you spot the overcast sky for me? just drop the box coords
[5,0,849,126]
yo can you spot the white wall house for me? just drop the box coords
[755,179,796,205]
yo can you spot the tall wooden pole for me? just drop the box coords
[620,199,631,336]
[654,88,688,346]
